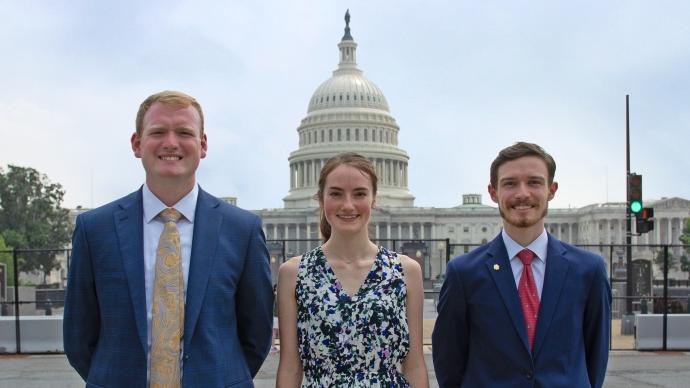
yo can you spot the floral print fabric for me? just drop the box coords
[296,246,410,387]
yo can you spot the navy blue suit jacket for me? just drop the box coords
[63,187,273,387]
[432,233,611,388]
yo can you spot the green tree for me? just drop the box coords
[680,255,690,280]
[681,218,690,247]
[680,219,690,279]
[0,165,71,283]
[653,249,678,272]
[0,234,14,287]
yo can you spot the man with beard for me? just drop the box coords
[432,142,611,388]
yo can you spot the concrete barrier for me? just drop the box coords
[635,314,690,350]
[0,316,63,353]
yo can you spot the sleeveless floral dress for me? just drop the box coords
[295,246,410,387]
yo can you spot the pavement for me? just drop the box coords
[1,351,690,387]
[2,300,689,387]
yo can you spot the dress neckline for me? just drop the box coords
[318,245,382,301]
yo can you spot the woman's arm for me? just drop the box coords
[275,256,304,388]
[400,255,430,388]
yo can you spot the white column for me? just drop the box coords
[421,223,425,239]
[392,161,397,186]
[312,160,316,185]
[295,162,302,188]
[383,160,388,185]
[376,223,380,240]
[301,162,306,187]
[654,217,661,245]
[273,224,278,240]
[289,165,293,189]
[606,219,611,243]
[403,163,407,187]
[387,223,391,240]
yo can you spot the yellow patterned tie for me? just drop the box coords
[150,208,184,388]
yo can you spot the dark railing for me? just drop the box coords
[1,242,689,353]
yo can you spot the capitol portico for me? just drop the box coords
[256,12,690,283]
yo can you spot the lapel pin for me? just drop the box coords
[493,264,500,271]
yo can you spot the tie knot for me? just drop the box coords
[159,208,182,223]
[517,249,535,265]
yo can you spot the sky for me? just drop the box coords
[2,0,689,211]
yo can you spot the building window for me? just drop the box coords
[337,129,341,141]
[355,128,359,141]
[481,227,487,233]
[346,128,350,141]
[329,129,333,142]
[364,128,368,141]
[463,227,469,233]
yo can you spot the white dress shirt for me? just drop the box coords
[501,228,548,299]
[142,183,198,375]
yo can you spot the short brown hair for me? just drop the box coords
[135,90,204,136]
[490,142,556,187]
[316,152,378,242]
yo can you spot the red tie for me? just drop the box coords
[518,248,540,349]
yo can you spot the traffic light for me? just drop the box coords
[636,207,654,234]
[628,173,642,214]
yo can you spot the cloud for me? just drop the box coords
[2,0,689,210]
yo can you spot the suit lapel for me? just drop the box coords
[184,189,222,349]
[114,189,148,352]
[532,235,570,356]
[485,235,531,353]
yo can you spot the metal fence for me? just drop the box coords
[1,242,689,353]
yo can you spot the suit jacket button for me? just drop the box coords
[525,371,533,379]
[184,354,190,360]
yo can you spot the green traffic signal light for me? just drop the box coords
[628,173,643,214]
[630,200,642,213]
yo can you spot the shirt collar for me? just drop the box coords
[501,228,548,263]
[142,183,198,224]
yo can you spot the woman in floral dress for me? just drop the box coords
[276,153,428,387]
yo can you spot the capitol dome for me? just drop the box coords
[307,68,390,113]
[283,11,415,208]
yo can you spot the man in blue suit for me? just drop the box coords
[432,142,611,387]
[64,90,273,387]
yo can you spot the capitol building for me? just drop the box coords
[255,12,690,283]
